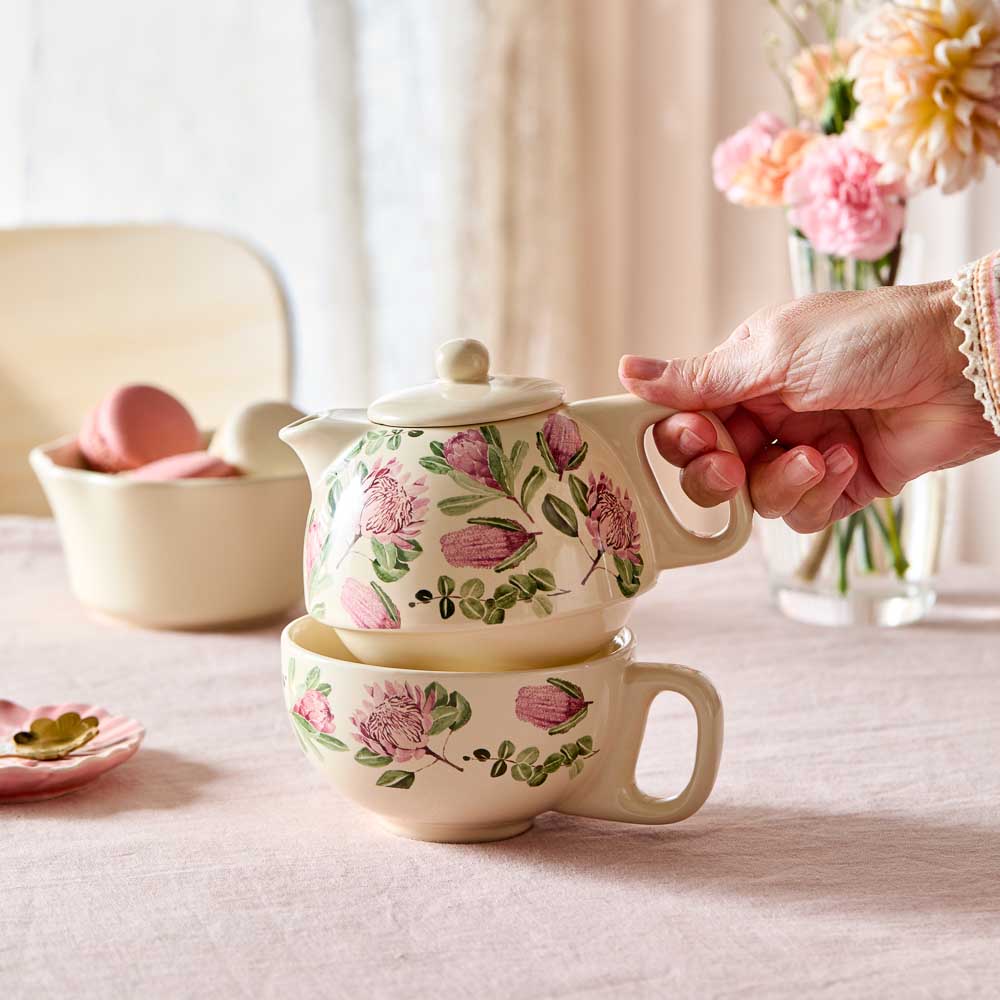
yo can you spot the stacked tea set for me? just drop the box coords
[277,339,753,842]
[13,339,753,840]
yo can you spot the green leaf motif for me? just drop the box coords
[560,742,580,763]
[498,740,515,760]
[473,748,491,761]
[440,597,456,619]
[577,735,594,753]
[448,468,503,496]
[419,456,452,475]
[493,584,519,610]
[510,573,537,598]
[438,494,492,516]
[315,733,349,752]
[415,589,435,603]
[372,561,408,584]
[488,445,514,496]
[371,539,396,570]
[292,712,317,736]
[617,575,641,599]
[494,538,537,573]
[547,705,589,736]
[314,682,332,696]
[542,494,578,537]
[568,758,584,779]
[376,770,415,789]
[512,762,533,782]
[528,568,556,591]
[395,539,423,563]
[480,424,503,450]
[568,474,591,517]
[535,431,558,474]
[460,578,485,598]
[483,605,506,626]
[429,704,460,735]
[515,746,540,765]
[355,747,392,768]
[541,753,565,774]
[490,760,508,778]
[547,677,584,700]
[407,429,425,438]
[467,516,524,532]
[425,681,450,707]
[448,691,472,730]
[459,597,485,620]
[429,440,445,457]
[305,666,321,690]
[520,465,546,513]
[527,770,548,787]
[510,440,529,479]
[532,594,553,618]
[438,575,456,596]
[370,582,400,624]
[566,441,589,471]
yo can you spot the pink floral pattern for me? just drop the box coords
[440,522,538,569]
[541,413,583,478]
[515,685,588,731]
[304,511,324,581]
[292,690,336,734]
[442,429,501,490]
[351,681,435,763]
[585,473,640,565]
[340,578,400,630]
[358,457,429,550]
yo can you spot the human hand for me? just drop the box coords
[619,282,999,532]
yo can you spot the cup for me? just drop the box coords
[282,616,724,842]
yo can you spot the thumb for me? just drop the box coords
[619,324,776,411]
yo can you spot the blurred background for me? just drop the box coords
[2,0,999,559]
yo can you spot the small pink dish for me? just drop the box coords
[0,701,144,803]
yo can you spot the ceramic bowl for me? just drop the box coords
[31,434,310,629]
[282,616,724,843]
[0,701,144,803]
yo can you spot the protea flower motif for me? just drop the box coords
[350,681,435,762]
[585,473,641,565]
[340,578,400,630]
[358,457,429,548]
[304,511,325,581]
[440,520,538,569]
[850,0,1000,194]
[442,429,501,490]
[292,689,336,734]
[541,412,583,478]
[515,678,590,734]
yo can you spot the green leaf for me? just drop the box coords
[429,440,445,457]
[292,712,317,736]
[568,474,590,517]
[510,573,537,598]
[314,682,332,696]
[542,494,578,537]
[447,691,472,730]
[535,431,558,474]
[346,438,364,459]
[498,740,515,760]
[547,677,584,700]
[419,456,452,475]
[510,439,529,479]
[613,554,637,586]
[560,742,580,762]
[512,762,533,782]
[305,666,320,690]
[531,594,553,618]
[358,462,369,481]
[483,605,506,625]
[520,465,546,512]
[425,681,450,707]
[408,429,424,438]
[440,597,456,619]
[438,494,492,516]
[515,747,540,764]
[429,704,460,735]
[438,575,456,596]
[547,705,589,736]
[387,433,401,451]
[487,445,514,495]
[447,468,504,496]
[371,539,397,570]
[480,424,503,450]
[460,578,485,598]
[372,561,408,583]
[395,538,423,563]
[459,597,486,620]
[568,758,584,779]
[369,582,400,624]
[472,748,491,761]
[415,589,435,603]
[577,735,594,753]
[528,568,556,591]
[566,441,589,470]
[365,434,384,455]
[376,770,415,789]
[494,538,537,573]
[493,583,519,610]
[467,516,525,532]
[527,769,548,787]
[355,748,393,767]
[315,733,349,752]
[617,575,641,598]
[490,759,508,778]
[542,752,565,774]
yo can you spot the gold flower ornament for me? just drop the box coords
[8,712,100,760]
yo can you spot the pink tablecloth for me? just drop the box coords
[2,516,999,997]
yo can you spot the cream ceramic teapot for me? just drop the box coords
[280,339,753,670]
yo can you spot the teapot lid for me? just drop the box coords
[367,339,565,427]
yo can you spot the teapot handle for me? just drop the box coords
[565,394,753,573]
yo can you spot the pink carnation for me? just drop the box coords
[712,112,786,198]
[785,136,905,261]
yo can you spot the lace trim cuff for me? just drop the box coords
[953,250,1000,437]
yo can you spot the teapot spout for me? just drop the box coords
[278,409,371,486]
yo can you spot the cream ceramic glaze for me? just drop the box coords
[282,617,724,843]
[31,435,309,629]
[280,339,753,670]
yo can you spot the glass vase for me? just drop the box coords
[760,235,947,627]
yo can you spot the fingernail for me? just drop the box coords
[678,427,709,456]
[620,356,667,381]
[824,445,854,476]
[704,463,739,492]
[787,452,822,486]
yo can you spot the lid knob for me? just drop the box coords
[436,338,490,385]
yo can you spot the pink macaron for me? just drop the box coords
[128,451,242,481]
[79,385,203,473]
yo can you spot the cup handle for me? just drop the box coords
[566,394,754,572]
[555,661,723,824]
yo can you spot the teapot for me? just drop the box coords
[280,339,753,670]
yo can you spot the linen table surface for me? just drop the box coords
[2,516,998,998]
